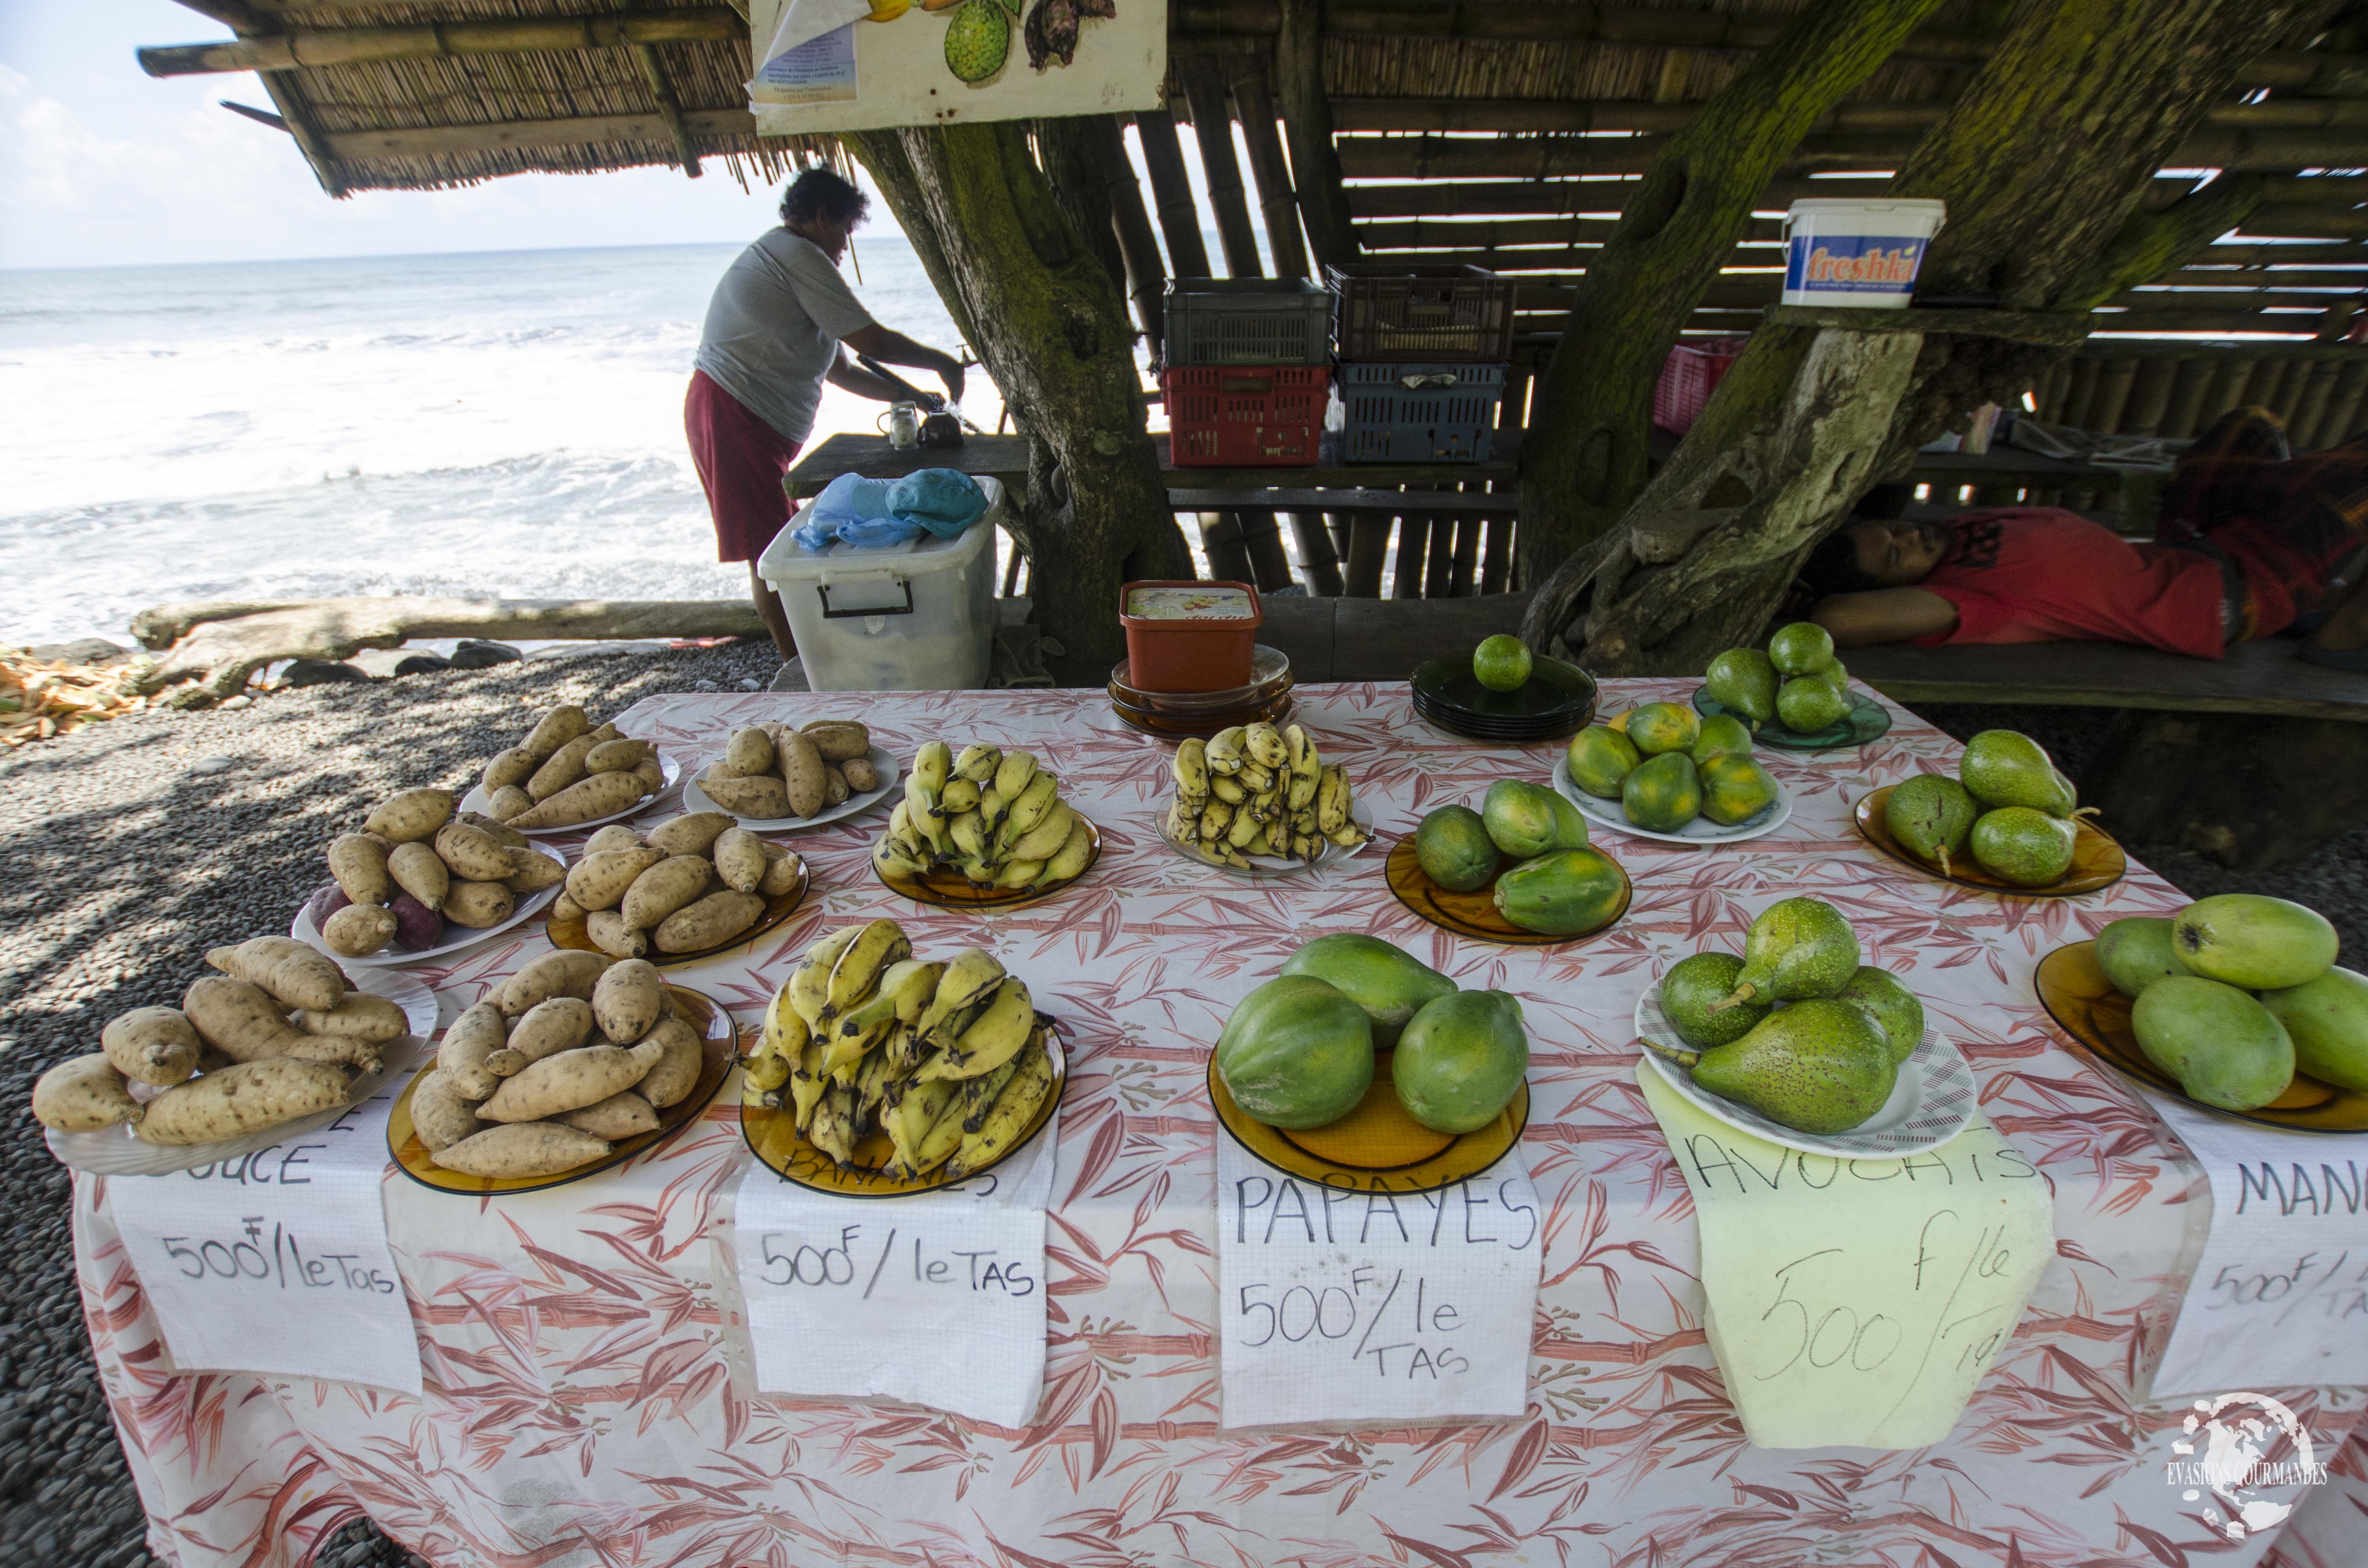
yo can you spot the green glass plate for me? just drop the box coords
[1411,653,1596,727]
[1691,684,1892,751]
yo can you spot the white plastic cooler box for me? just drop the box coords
[757,476,1005,691]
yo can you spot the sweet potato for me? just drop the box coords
[776,731,828,819]
[520,704,589,762]
[303,881,351,934]
[586,738,651,774]
[365,788,454,845]
[33,1054,142,1132]
[698,773,792,819]
[281,1034,383,1074]
[460,812,528,849]
[527,733,601,803]
[486,1048,528,1076]
[758,844,804,898]
[560,1090,658,1140]
[476,1037,664,1122]
[589,722,621,745]
[410,1069,484,1153]
[711,830,768,895]
[495,950,611,1016]
[593,959,667,1044]
[509,771,646,830]
[566,847,666,912]
[724,726,776,777]
[585,825,646,855]
[443,880,515,930]
[431,1121,609,1178]
[655,891,765,955]
[481,746,539,795]
[326,833,391,906]
[390,892,441,951]
[324,904,398,957]
[136,1059,351,1145]
[620,856,712,930]
[647,812,735,857]
[631,755,666,796]
[801,720,871,763]
[840,755,881,794]
[508,998,595,1064]
[637,1017,704,1110]
[435,821,519,882]
[184,976,309,1062]
[586,910,648,959]
[820,763,852,808]
[489,785,534,822]
[388,841,449,912]
[102,1008,202,1087]
[502,850,567,894]
[293,991,409,1043]
[549,891,587,925]
[209,936,347,1012]
[438,1001,509,1098]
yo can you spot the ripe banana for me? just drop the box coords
[993,750,1038,801]
[743,1048,792,1095]
[1199,800,1232,839]
[1209,774,1246,806]
[913,740,953,793]
[873,839,931,881]
[762,972,810,1061]
[977,782,1009,836]
[885,1019,927,1072]
[889,1090,968,1180]
[903,773,950,857]
[851,1047,896,1133]
[949,809,990,862]
[944,1038,1054,1181]
[953,743,1001,784]
[1243,723,1287,770]
[789,928,860,1031]
[994,858,1043,889]
[916,977,1033,1081]
[927,948,1007,1026]
[1227,808,1261,849]
[1284,723,1314,777]
[1174,738,1210,802]
[940,777,982,816]
[790,1040,830,1131]
[1206,727,1246,775]
[1006,800,1074,863]
[1000,771,1059,846]
[959,1056,1021,1132]
[1316,764,1349,833]
[1036,817,1094,888]
[808,1082,857,1164]
[887,1076,958,1169]
[824,918,912,1024]
[1236,761,1274,794]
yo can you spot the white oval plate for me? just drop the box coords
[1632,980,1974,1158]
[1156,799,1375,878]
[683,745,900,833]
[1555,757,1793,846]
[458,753,680,837]
[291,881,561,968]
[45,969,438,1178]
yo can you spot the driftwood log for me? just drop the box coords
[132,598,763,700]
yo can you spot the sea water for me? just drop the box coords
[0,240,1005,648]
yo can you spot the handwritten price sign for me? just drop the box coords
[107,1091,423,1394]
[1215,1141,1541,1427]
[751,1224,1037,1298]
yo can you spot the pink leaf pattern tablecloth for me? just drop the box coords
[70,681,2368,1567]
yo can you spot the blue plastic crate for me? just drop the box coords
[1335,361,1511,464]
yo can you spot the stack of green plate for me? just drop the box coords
[1410,654,1596,742]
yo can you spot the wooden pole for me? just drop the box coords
[1097,117,1169,362]
[1343,518,1391,597]
[1131,111,1213,280]
[1180,58,1265,277]
[1273,0,1357,272]
[1226,64,1310,280]
[1287,514,1345,595]
[628,44,701,178]
[169,0,349,196]
[138,8,740,75]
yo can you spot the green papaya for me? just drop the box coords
[1622,752,1702,832]
[1281,933,1458,1050]
[1625,702,1701,756]
[1215,976,1375,1129]
[1491,848,1626,936]
[1414,805,1499,893]
[1691,713,1755,763]
[1393,990,1529,1133]
[1543,792,1590,852]
[1566,725,1641,799]
[1698,754,1779,827]
[1482,778,1565,859]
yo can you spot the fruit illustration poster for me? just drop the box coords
[749,0,1166,134]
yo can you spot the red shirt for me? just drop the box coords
[1912,508,2229,660]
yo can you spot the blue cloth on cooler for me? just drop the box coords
[792,468,989,552]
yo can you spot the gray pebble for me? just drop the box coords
[187,756,235,776]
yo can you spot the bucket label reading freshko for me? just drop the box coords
[1785,235,1931,296]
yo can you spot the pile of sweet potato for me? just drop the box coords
[553,811,801,959]
[477,705,665,829]
[698,720,876,820]
[307,791,568,957]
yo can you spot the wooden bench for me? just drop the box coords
[1849,639,2368,723]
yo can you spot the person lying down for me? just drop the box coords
[1802,407,2368,669]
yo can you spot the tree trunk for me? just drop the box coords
[1513,0,1949,585]
[847,123,1192,685]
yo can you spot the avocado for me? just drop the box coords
[1968,807,2076,887]
[1704,648,1778,726]
[1691,999,1898,1135]
[1661,952,1765,1055]
[1958,729,2064,812]
[1837,967,1924,1065]
[1724,897,1860,1009]
[1767,622,1836,678]
[1885,773,1977,876]
[1775,676,1849,734]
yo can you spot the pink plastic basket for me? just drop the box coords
[1653,338,1749,437]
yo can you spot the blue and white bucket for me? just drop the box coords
[1781,198,1947,308]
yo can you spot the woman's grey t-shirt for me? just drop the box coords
[694,230,875,447]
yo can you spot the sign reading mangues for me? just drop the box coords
[749,0,1167,135]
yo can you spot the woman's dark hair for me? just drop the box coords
[1797,526,1882,602]
[780,168,870,229]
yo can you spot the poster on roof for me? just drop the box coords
[748,0,1165,134]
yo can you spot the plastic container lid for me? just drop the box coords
[1122,584,1257,621]
[758,478,1001,586]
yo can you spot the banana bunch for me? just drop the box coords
[745,919,1057,1183]
[1158,721,1367,870]
[872,741,1095,893]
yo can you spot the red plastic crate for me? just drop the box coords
[1653,337,1749,437]
[1160,365,1330,467]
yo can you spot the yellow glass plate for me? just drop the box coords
[1383,835,1631,946]
[741,1021,1067,1198]
[1209,1051,1528,1196]
[1855,786,2127,898]
[2035,941,2368,1134]
[545,863,810,969]
[386,985,739,1195]
[873,819,1101,910]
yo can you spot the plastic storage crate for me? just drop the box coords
[1336,362,1510,464]
[1161,366,1330,467]
[1163,279,1333,366]
[1328,264,1516,362]
[1653,337,1749,437]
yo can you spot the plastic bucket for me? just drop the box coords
[1118,581,1263,693]
[1781,199,1946,308]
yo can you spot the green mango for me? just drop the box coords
[1661,951,1765,1055]
[1885,773,1977,875]
[1958,729,2063,811]
[1698,754,1779,827]
[2095,916,2188,1000]
[2261,966,2368,1092]
[2173,894,2340,991]
[1969,807,2076,887]
[1704,648,1778,727]
[1725,897,1860,1009]
[2132,975,2296,1112]
[1491,848,1627,936]
[1838,967,1924,1065]
[1566,725,1641,799]
[1691,713,1755,763]
[1543,792,1590,852]
[1767,621,1837,677]
[1692,999,1898,1135]
[1776,675,1849,734]
[1482,778,1565,859]
[1215,976,1375,1128]
[1625,701,1701,756]
[1622,752,1702,832]
[1281,933,1458,1050]
[1393,990,1529,1133]
[1414,805,1499,893]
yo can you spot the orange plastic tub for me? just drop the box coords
[1118,581,1263,693]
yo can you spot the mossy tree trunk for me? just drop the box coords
[1522,0,2343,673]
[847,122,1192,685]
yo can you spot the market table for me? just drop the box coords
[70,680,2368,1567]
